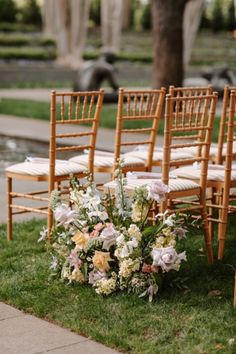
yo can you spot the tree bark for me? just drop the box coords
[42,0,57,37]
[184,0,204,68]
[152,0,189,88]
[54,0,70,63]
[122,0,132,29]
[101,0,123,54]
[70,0,91,67]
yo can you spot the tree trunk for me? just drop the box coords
[152,0,189,88]
[122,0,132,29]
[70,0,91,67]
[54,0,71,64]
[42,0,57,37]
[101,0,123,53]
[184,0,204,68]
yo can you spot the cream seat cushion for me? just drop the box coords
[69,153,145,168]
[173,163,236,182]
[5,158,86,177]
[104,177,200,193]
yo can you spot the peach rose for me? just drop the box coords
[72,231,89,250]
[92,251,111,272]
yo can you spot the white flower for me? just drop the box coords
[147,181,169,202]
[120,238,138,258]
[54,204,75,226]
[151,247,187,272]
[156,211,176,227]
[100,223,119,250]
[116,233,125,245]
[128,224,142,241]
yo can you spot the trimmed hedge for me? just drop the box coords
[0,34,56,47]
[0,47,56,60]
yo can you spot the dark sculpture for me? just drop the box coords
[73,53,119,94]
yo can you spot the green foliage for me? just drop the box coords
[0,219,236,353]
[225,0,236,31]
[0,47,56,60]
[0,34,55,47]
[20,0,42,27]
[0,21,38,32]
[141,2,151,30]
[89,0,101,26]
[0,0,18,23]
[200,9,212,30]
[212,0,225,32]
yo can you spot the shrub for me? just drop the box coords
[141,2,151,30]
[20,0,42,27]
[0,0,18,23]
[211,0,225,32]
[89,0,101,26]
[225,0,236,32]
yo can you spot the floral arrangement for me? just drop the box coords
[42,162,188,301]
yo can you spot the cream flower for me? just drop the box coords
[69,268,85,283]
[72,231,89,250]
[92,251,111,272]
[128,224,142,241]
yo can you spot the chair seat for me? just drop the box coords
[173,164,236,182]
[104,177,200,193]
[5,158,86,177]
[124,148,193,162]
[69,153,145,168]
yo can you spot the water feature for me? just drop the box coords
[0,135,49,174]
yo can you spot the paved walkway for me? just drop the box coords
[0,89,125,354]
[0,303,119,354]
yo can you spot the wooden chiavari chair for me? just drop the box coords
[173,90,236,260]
[69,88,166,177]
[124,85,215,167]
[5,90,104,240]
[104,92,218,264]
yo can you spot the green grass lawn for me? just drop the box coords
[0,98,221,143]
[0,219,236,354]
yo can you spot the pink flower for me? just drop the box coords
[142,263,152,273]
[68,249,82,270]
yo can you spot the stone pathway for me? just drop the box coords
[0,303,119,354]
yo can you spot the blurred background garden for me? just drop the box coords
[0,0,235,89]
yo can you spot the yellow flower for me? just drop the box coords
[92,251,111,272]
[72,231,89,250]
[69,269,85,283]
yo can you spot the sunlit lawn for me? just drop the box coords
[0,219,236,354]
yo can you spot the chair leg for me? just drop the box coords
[47,208,53,243]
[234,270,236,309]
[208,187,216,240]
[202,205,214,264]
[217,213,228,260]
[218,187,230,260]
[7,176,13,241]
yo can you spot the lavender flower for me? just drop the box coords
[151,247,187,272]
[54,204,75,226]
[147,181,169,202]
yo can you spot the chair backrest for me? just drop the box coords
[114,87,166,171]
[169,85,213,98]
[162,92,218,187]
[217,85,236,164]
[49,89,104,182]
